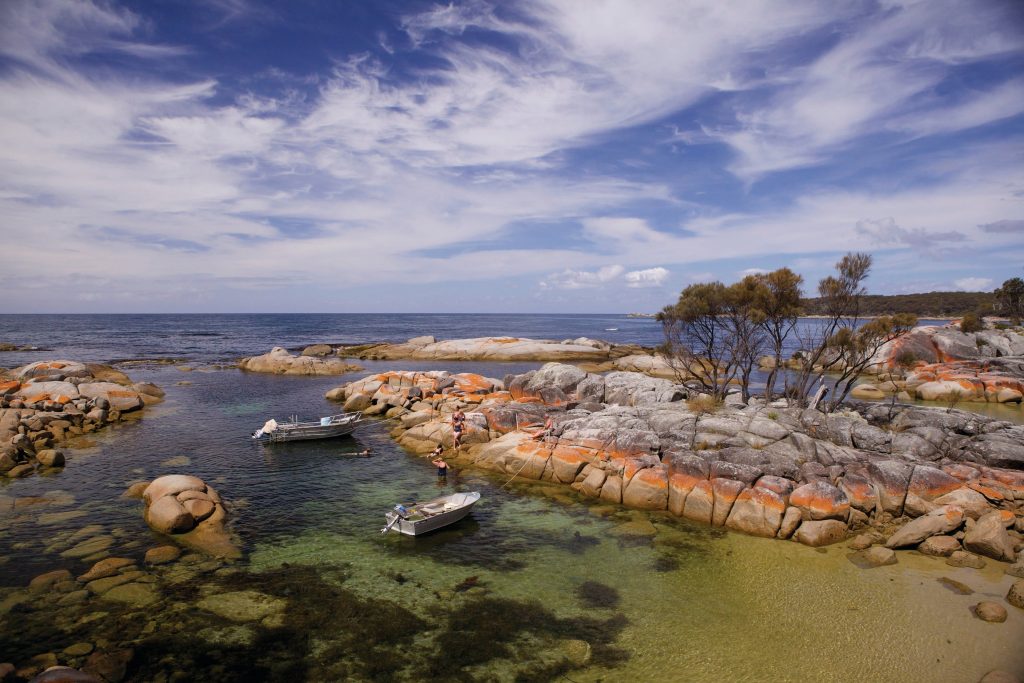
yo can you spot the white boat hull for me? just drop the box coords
[253,413,363,443]
[384,491,481,536]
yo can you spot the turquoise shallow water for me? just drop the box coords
[1,363,1023,681]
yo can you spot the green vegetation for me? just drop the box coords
[959,311,983,333]
[801,291,992,317]
[661,252,916,412]
[995,277,1024,325]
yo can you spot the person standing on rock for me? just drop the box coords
[451,408,466,450]
[431,444,449,483]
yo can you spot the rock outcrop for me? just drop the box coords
[858,323,1024,407]
[879,324,1024,367]
[238,347,361,376]
[140,475,239,559]
[333,363,1024,552]
[335,336,645,363]
[0,361,160,480]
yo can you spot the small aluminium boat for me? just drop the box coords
[381,491,481,536]
[251,412,363,444]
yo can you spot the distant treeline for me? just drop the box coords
[800,291,994,317]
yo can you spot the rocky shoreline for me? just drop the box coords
[1,361,163,481]
[1,353,1022,680]
[329,363,1024,600]
[237,336,676,377]
[241,323,1024,408]
[850,324,1024,406]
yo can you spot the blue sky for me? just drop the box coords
[1,0,1022,313]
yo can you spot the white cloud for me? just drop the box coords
[739,267,769,277]
[702,1,1024,181]
[581,217,676,245]
[624,267,669,288]
[854,217,967,255]
[540,265,625,290]
[954,277,993,292]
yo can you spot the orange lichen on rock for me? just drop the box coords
[668,471,703,515]
[622,465,669,509]
[711,477,746,526]
[941,463,982,482]
[725,486,786,538]
[838,472,877,513]
[790,481,851,521]
[967,480,1005,502]
[549,444,595,483]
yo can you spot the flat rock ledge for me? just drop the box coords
[0,360,162,480]
[238,347,362,375]
[330,362,1024,554]
[140,474,240,559]
[329,335,652,364]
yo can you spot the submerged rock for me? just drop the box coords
[974,601,1008,623]
[946,551,986,569]
[858,546,898,567]
[196,590,286,623]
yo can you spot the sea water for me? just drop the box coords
[0,315,1021,680]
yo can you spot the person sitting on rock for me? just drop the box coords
[531,415,554,441]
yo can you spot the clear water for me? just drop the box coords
[0,316,1021,681]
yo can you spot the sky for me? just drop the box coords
[1,0,1022,313]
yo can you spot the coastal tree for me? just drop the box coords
[725,277,769,403]
[995,277,1024,325]
[789,252,873,410]
[752,268,803,401]
[659,280,768,403]
[660,282,732,401]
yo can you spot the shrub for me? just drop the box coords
[894,350,919,370]
[686,395,721,415]
[960,312,983,333]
